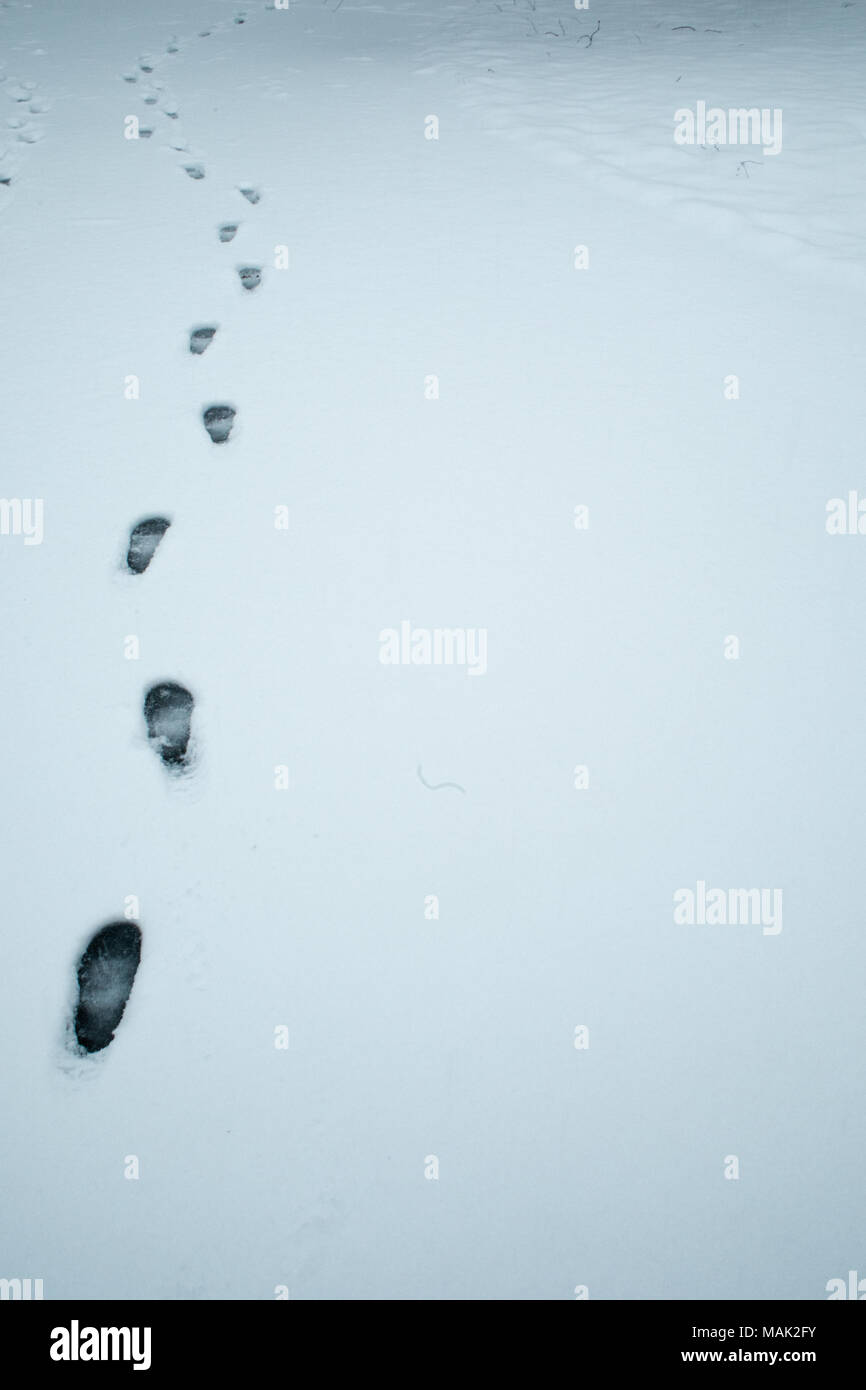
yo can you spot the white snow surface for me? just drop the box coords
[1,0,865,1299]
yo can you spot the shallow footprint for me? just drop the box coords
[144,681,194,769]
[183,163,205,180]
[127,516,170,573]
[74,921,142,1054]
[189,325,217,355]
[237,265,261,291]
[239,185,260,204]
[202,403,236,443]
[218,222,239,242]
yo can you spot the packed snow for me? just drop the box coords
[1,0,864,1299]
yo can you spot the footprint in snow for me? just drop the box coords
[144,681,195,770]
[218,223,239,242]
[239,185,260,204]
[126,516,170,574]
[73,921,142,1055]
[183,163,205,180]
[202,403,236,443]
[237,265,261,291]
[189,325,217,355]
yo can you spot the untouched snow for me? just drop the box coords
[1,0,865,1299]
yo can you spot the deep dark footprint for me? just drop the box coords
[239,186,260,204]
[127,516,170,573]
[139,127,154,139]
[144,681,194,769]
[237,265,261,291]
[202,403,236,443]
[189,325,217,355]
[74,921,142,1054]
[184,163,205,180]
[218,223,239,243]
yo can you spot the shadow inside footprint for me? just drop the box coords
[239,186,260,204]
[127,516,170,573]
[237,265,261,291]
[189,325,217,355]
[144,681,194,769]
[202,403,236,444]
[74,921,142,1054]
[218,223,239,243]
[184,163,205,180]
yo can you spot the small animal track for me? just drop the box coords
[74,921,142,1054]
[127,516,170,574]
[218,223,239,242]
[184,163,205,180]
[144,681,194,770]
[189,325,217,355]
[237,265,262,291]
[202,403,236,443]
[239,185,261,204]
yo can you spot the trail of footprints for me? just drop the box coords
[0,64,49,198]
[70,13,265,1057]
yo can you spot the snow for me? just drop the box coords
[1,0,865,1299]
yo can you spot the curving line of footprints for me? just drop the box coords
[0,64,49,199]
[70,9,268,1060]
